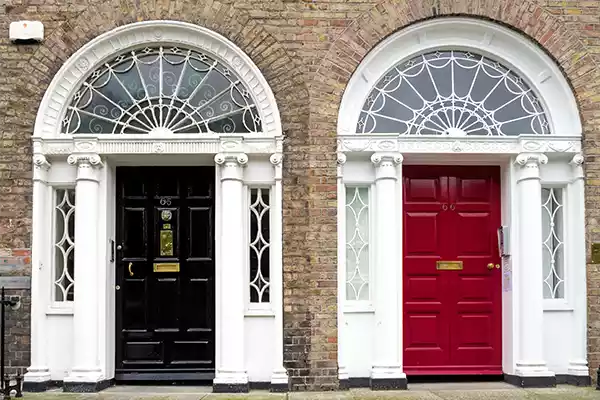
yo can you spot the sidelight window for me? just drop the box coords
[345,186,370,301]
[541,187,565,299]
[53,188,76,302]
[249,188,271,303]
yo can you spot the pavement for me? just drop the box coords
[21,383,600,400]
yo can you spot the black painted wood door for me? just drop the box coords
[115,167,215,381]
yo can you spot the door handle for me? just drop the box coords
[487,263,500,270]
[128,262,134,277]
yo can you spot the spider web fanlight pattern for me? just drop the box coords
[62,46,263,134]
[357,50,550,136]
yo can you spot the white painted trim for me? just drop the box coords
[34,20,282,139]
[338,17,581,138]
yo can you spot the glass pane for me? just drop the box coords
[541,187,565,299]
[358,50,549,136]
[63,47,263,134]
[249,188,271,303]
[54,189,76,302]
[345,187,369,301]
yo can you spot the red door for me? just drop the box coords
[403,166,502,375]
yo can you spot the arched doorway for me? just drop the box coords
[337,17,586,389]
[26,21,287,393]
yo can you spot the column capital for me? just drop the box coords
[515,153,548,167]
[515,153,547,182]
[337,153,347,179]
[269,153,283,166]
[270,153,283,181]
[215,153,247,182]
[214,152,248,166]
[570,153,585,181]
[371,152,403,181]
[33,154,51,183]
[371,152,403,167]
[67,153,103,168]
[68,153,103,183]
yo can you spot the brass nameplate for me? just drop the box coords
[592,243,600,264]
[153,263,180,273]
[436,261,463,270]
[160,230,174,256]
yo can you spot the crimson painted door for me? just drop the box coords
[403,166,502,375]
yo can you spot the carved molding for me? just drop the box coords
[570,153,585,180]
[337,136,581,155]
[33,154,51,171]
[269,153,283,166]
[33,136,282,157]
[34,21,282,138]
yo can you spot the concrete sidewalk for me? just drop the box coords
[22,383,600,400]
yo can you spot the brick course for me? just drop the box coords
[1,0,600,391]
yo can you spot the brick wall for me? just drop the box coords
[2,0,600,391]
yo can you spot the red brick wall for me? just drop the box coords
[1,0,600,391]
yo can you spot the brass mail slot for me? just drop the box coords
[436,261,463,271]
[153,263,180,273]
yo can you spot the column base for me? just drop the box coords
[213,371,249,393]
[370,377,408,390]
[213,383,249,393]
[270,368,288,392]
[370,366,407,390]
[338,366,349,390]
[504,374,556,388]
[23,369,52,392]
[63,379,112,393]
[555,375,591,386]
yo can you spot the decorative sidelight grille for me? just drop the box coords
[53,189,76,302]
[345,187,370,301]
[542,187,565,299]
[358,50,549,136]
[62,46,263,135]
[249,188,271,303]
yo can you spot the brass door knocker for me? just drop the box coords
[128,262,134,277]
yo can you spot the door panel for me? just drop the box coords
[116,167,215,381]
[403,166,502,375]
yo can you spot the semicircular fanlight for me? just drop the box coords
[62,46,262,134]
[357,50,550,136]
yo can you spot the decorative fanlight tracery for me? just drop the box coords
[358,50,549,136]
[62,46,263,135]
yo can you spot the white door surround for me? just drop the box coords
[25,20,287,393]
[336,17,588,389]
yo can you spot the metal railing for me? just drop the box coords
[0,287,22,399]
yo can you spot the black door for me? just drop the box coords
[115,167,215,381]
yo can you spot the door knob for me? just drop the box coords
[128,262,134,277]
[487,263,494,270]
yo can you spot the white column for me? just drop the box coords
[213,153,249,392]
[370,152,406,389]
[567,154,589,379]
[64,153,104,385]
[336,153,349,386]
[25,155,52,388]
[269,153,289,390]
[514,153,553,379]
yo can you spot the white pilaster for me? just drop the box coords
[269,153,289,389]
[25,155,52,386]
[567,154,589,377]
[64,153,104,384]
[213,153,249,390]
[370,152,406,386]
[336,153,349,385]
[514,153,553,378]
